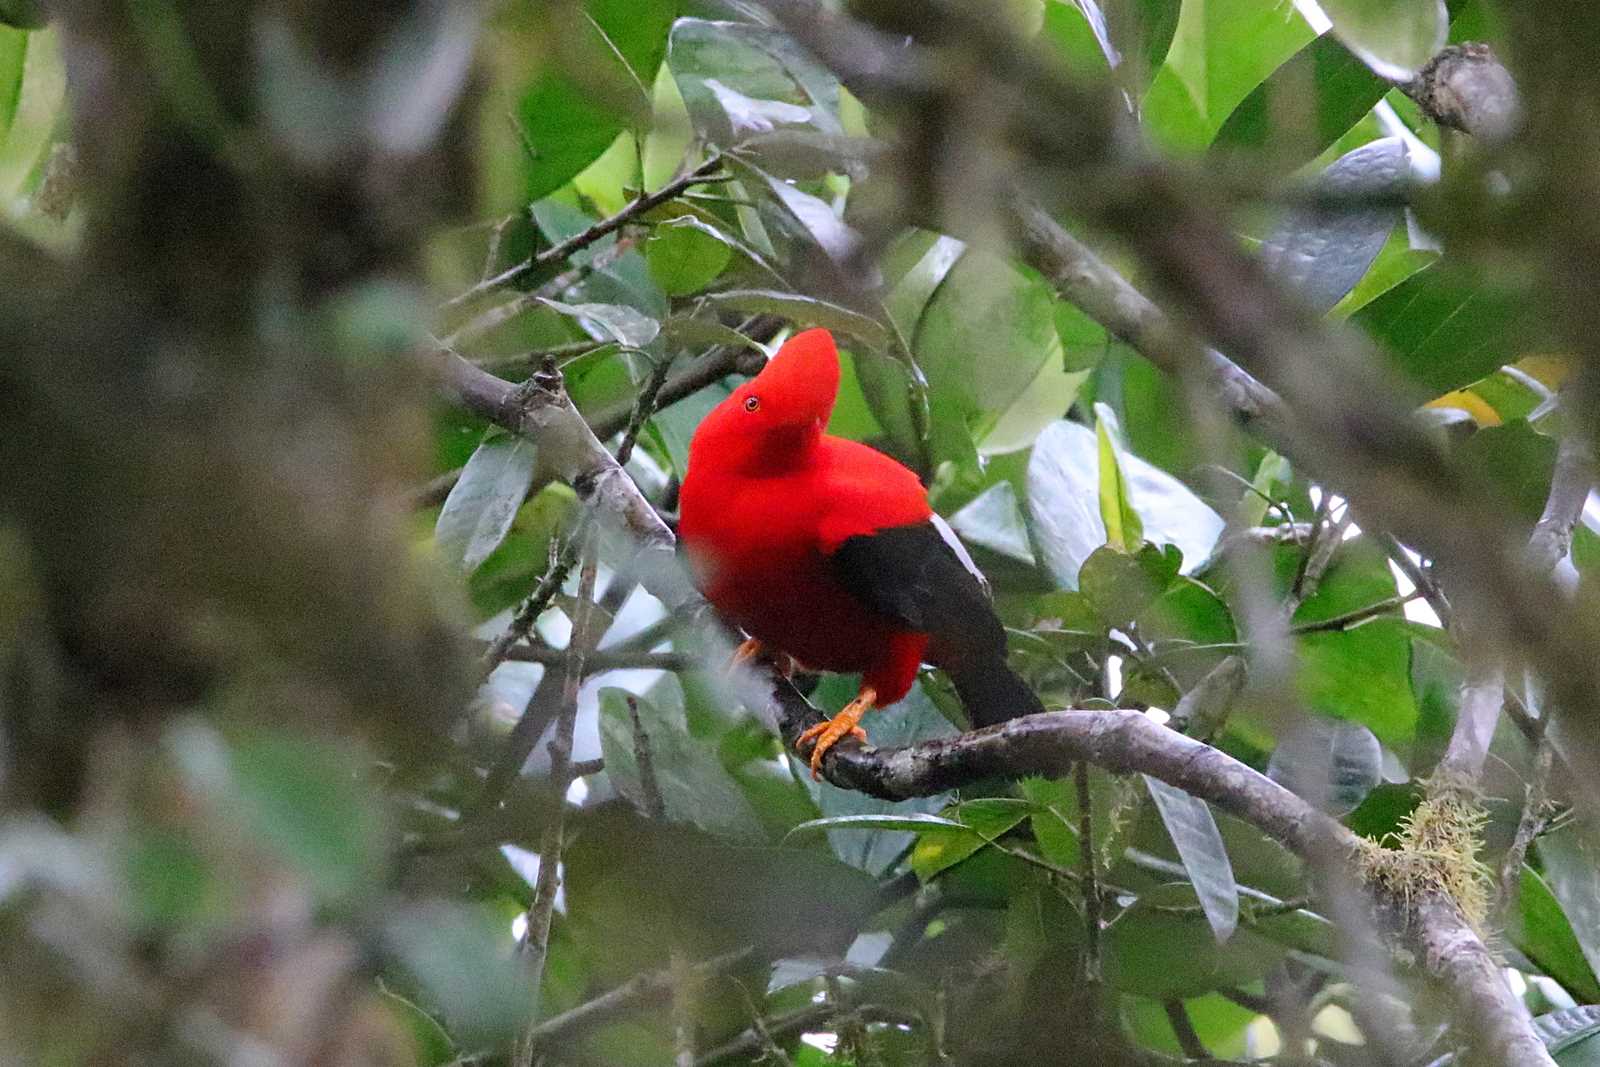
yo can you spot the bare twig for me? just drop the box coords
[521,946,755,1055]
[483,525,584,674]
[1289,593,1418,635]
[1525,421,1593,574]
[1498,736,1555,918]
[443,234,643,349]
[444,154,729,309]
[515,542,600,1067]
[627,693,667,820]
[1075,761,1102,982]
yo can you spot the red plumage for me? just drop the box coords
[679,328,1040,773]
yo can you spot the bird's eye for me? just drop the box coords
[743,395,760,412]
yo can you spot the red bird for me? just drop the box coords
[678,328,1044,776]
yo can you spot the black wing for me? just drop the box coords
[830,518,1004,661]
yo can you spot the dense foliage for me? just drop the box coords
[4,1,1600,1066]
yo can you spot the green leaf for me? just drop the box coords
[914,248,1073,456]
[699,289,890,349]
[1507,866,1600,1005]
[1540,1006,1600,1062]
[0,2,45,30]
[646,217,736,296]
[1260,137,1407,315]
[1353,261,1551,397]
[1095,403,1144,551]
[538,298,660,349]
[232,734,386,904]
[377,988,457,1067]
[385,901,533,1046]
[1212,33,1389,165]
[0,25,62,202]
[669,18,841,146]
[598,681,768,843]
[948,481,1037,566]
[787,813,969,838]
[1102,884,1288,997]
[910,798,1035,881]
[1080,543,1180,628]
[435,435,537,574]
[814,676,959,876]
[1141,0,1317,152]
[509,0,674,202]
[1143,776,1239,942]
[1027,420,1224,590]
[1320,0,1447,80]
[1265,717,1382,816]
[1539,821,1600,988]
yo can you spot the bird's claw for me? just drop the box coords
[795,688,875,779]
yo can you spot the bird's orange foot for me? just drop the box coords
[796,687,876,779]
[726,639,797,678]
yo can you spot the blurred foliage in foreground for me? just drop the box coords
[5,1,1600,1066]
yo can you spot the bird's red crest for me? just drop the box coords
[748,327,840,423]
[686,328,841,471]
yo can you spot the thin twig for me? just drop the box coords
[1498,735,1555,917]
[482,523,585,675]
[1289,592,1420,635]
[627,693,667,819]
[521,946,756,1055]
[501,644,691,672]
[443,235,642,349]
[515,541,600,1067]
[444,153,729,310]
[1075,761,1103,982]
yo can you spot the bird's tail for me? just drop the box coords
[947,657,1045,729]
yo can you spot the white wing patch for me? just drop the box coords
[929,513,990,597]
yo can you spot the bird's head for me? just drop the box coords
[688,327,840,472]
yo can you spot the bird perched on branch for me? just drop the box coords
[678,328,1044,776]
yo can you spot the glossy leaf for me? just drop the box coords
[1260,137,1408,315]
[435,435,538,574]
[1507,866,1600,1005]
[539,298,660,349]
[1353,262,1551,396]
[910,798,1035,881]
[813,676,959,876]
[914,248,1075,456]
[1094,403,1144,551]
[597,682,768,843]
[1266,716,1382,816]
[700,289,889,350]
[1143,775,1239,942]
[1142,0,1317,152]
[1539,821,1600,986]
[1027,420,1225,590]
[1320,0,1447,80]
[508,0,674,202]
[669,18,841,146]
[646,218,734,296]
[1102,884,1287,997]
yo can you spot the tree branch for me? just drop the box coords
[1401,43,1521,143]
[445,154,730,309]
